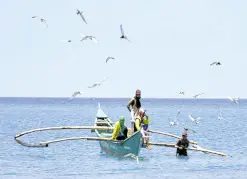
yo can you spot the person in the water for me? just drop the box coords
[176,132,189,156]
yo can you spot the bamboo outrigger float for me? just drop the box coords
[14,103,228,158]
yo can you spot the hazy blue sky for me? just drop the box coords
[1,0,247,98]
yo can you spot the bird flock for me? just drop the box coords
[32,9,241,129]
[32,9,130,101]
[168,87,240,133]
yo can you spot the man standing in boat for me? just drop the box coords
[176,132,189,156]
[127,89,142,132]
[111,116,128,140]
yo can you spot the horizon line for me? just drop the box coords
[0,96,246,100]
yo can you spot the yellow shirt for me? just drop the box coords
[135,116,150,131]
[135,116,141,131]
[142,116,150,125]
[111,121,126,139]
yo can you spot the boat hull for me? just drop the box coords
[94,103,143,157]
[98,131,142,157]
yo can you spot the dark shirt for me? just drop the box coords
[176,138,189,156]
[127,97,141,112]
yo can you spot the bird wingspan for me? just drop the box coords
[120,24,124,36]
[88,84,97,88]
[126,37,131,42]
[189,115,194,121]
[197,93,204,96]
[80,14,87,24]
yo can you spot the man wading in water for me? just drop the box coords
[127,89,142,133]
[176,132,189,156]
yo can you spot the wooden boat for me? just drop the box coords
[93,103,143,157]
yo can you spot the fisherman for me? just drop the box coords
[176,132,189,156]
[127,89,142,131]
[134,108,152,149]
[111,116,128,140]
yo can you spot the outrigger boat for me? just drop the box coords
[93,103,143,157]
[13,104,227,158]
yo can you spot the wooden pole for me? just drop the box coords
[40,136,115,146]
[15,126,114,138]
[15,135,117,147]
[148,129,197,145]
[149,142,227,157]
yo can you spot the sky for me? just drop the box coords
[0,0,247,98]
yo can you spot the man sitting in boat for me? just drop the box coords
[127,89,142,132]
[176,132,189,156]
[111,116,128,140]
[134,108,152,150]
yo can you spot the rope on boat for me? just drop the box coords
[148,142,227,157]
[148,129,197,145]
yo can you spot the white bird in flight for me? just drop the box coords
[80,34,98,44]
[169,111,180,126]
[120,24,131,42]
[189,114,200,124]
[76,9,87,24]
[32,16,48,28]
[179,90,185,95]
[193,93,204,99]
[68,91,84,101]
[88,77,107,88]
[210,62,221,66]
[227,96,239,104]
[170,121,178,126]
[106,57,115,63]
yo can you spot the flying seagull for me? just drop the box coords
[106,57,115,63]
[189,114,200,124]
[68,91,84,101]
[32,16,48,28]
[76,9,87,24]
[179,90,185,95]
[169,111,180,126]
[120,24,131,42]
[227,96,239,104]
[193,93,204,98]
[80,34,98,44]
[210,62,221,66]
[88,77,107,88]
[169,121,179,126]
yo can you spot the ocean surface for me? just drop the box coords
[0,97,247,179]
